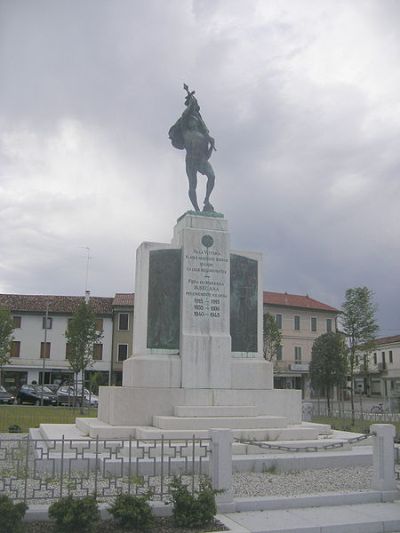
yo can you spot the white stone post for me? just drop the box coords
[209,428,233,503]
[371,424,397,491]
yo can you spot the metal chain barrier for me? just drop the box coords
[235,432,373,453]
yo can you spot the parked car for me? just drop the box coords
[56,385,79,406]
[44,384,60,394]
[84,390,99,407]
[56,386,99,407]
[16,385,58,406]
[0,385,15,404]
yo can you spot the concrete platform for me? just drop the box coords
[174,405,258,417]
[135,425,322,441]
[222,501,400,532]
[76,417,137,438]
[153,414,288,430]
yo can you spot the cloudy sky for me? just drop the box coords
[0,0,399,335]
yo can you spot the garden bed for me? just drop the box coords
[25,517,227,532]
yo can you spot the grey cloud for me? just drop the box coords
[0,0,399,336]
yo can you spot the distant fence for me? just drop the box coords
[0,434,210,504]
[307,401,400,423]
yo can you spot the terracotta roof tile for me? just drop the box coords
[0,294,113,315]
[373,334,400,345]
[112,293,134,306]
[263,291,339,313]
[1,291,338,314]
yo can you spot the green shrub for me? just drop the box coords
[169,476,218,528]
[109,492,154,530]
[0,494,27,533]
[48,495,99,533]
[8,424,22,433]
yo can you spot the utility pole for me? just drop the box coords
[82,246,91,293]
[41,302,49,406]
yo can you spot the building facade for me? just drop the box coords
[354,335,400,402]
[111,293,134,385]
[0,294,113,392]
[263,291,340,398]
[1,290,340,396]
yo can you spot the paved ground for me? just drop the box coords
[217,500,400,532]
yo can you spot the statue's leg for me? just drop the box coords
[203,163,215,211]
[186,164,200,212]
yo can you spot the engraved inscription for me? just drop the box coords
[184,239,229,321]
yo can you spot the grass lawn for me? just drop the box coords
[0,405,97,433]
[313,416,400,437]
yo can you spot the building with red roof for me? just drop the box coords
[0,290,340,395]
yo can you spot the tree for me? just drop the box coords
[0,309,14,387]
[341,287,379,423]
[310,332,347,414]
[263,312,282,361]
[65,302,103,409]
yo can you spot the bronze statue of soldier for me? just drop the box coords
[169,84,216,212]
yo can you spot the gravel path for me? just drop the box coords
[233,466,374,497]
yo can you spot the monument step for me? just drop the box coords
[134,425,318,441]
[153,415,288,430]
[39,423,86,441]
[135,426,211,439]
[76,418,137,439]
[174,405,257,417]
[235,426,322,442]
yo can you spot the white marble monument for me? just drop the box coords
[84,212,303,438]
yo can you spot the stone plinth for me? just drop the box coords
[173,214,231,388]
[122,213,273,391]
[94,212,300,435]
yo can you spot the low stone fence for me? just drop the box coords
[0,433,211,504]
[0,425,398,505]
[214,424,399,503]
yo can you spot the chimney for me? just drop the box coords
[85,290,90,304]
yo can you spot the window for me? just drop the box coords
[326,319,332,333]
[382,351,386,369]
[373,352,377,365]
[311,317,317,332]
[294,346,302,364]
[117,344,128,362]
[275,314,282,329]
[10,340,20,357]
[118,313,129,331]
[13,316,21,328]
[294,316,300,331]
[93,343,103,360]
[40,342,51,359]
[42,316,53,330]
[276,345,282,361]
[95,318,103,332]
[65,343,72,359]
[389,350,393,364]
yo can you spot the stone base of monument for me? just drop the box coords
[36,392,334,448]
[32,213,334,455]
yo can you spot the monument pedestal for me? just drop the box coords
[34,213,334,447]
[121,212,272,391]
[93,212,300,436]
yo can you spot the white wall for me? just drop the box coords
[7,312,113,374]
